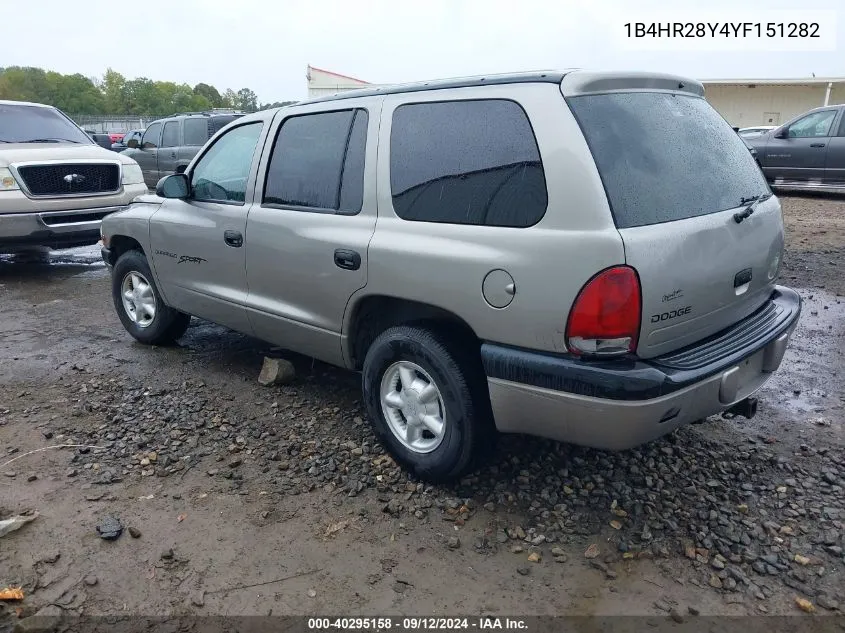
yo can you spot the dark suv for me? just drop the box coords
[122,112,243,188]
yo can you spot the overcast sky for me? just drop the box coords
[5,0,843,103]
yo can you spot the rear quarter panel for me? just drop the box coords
[356,83,624,355]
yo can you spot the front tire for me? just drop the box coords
[111,250,190,345]
[362,325,491,482]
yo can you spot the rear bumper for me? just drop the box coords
[482,286,801,450]
[0,205,129,251]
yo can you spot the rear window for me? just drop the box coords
[567,93,769,229]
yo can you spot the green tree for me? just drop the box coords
[193,82,222,107]
[235,88,258,112]
[0,65,264,116]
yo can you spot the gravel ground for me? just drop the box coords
[0,194,843,626]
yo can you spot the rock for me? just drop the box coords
[669,609,684,623]
[228,458,243,468]
[584,543,599,559]
[95,516,123,540]
[39,551,60,564]
[653,599,671,612]
[258,357,296,386]
[307,589,317,598]
[128,526,141,538]
[709,574,723,589]
[551,547,565,557]
[447,536,460,550]
[484,502,495,512]
[3,471,16,478]
[711,558,725,570]
[516,566,531,576]
[392,580,411,593]
[816,595,838,611]
[191,590,205,607]
[527,552,541,563]
[511,545,524,554]
[26,473,38,482]
[161,548,174,560]
[66,468,78,478]
[795,597,814,613]
[383,498,402,516]
[17,604,63,632]
[83,575,98,586]
[688,606,700,616]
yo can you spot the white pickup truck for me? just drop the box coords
[0,99,147,253]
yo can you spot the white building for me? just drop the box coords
[306,65,377,98]
[702,77,845,127]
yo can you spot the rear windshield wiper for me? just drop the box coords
[734,193,772,223]
[18,138,83,144]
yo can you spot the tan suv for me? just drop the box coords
[0,100,147,252]
[100,71,800,481]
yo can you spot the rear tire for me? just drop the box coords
[362,325,492,482]
[111,250,190,345]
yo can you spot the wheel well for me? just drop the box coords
[108,235,144,264]
[348,296,480,370]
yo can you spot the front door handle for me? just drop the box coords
[810,143,826,147]
[334,249,361,271]
[224,230,243,248]
[170,152,177,158]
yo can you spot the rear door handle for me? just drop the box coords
[170,152,177,158]
[224,230,243,248]
[810,143,826,147]
[334,249,361,271]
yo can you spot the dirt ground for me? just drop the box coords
[1,193,843,628]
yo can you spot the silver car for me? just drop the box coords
[100,70,801,482]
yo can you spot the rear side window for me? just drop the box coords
[263,109,368,214]
[568,93,769,229]
[183,119,209,146]
[390,100,547,227]
[161,121,180,148]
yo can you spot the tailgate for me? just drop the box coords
[565,83,780,358]
[619,199,783,358]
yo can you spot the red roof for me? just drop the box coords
[307,65,370,85]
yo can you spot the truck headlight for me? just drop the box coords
[121,163,144,185]
[0,168,20,191]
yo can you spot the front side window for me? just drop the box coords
[190,122,264,203]
[263,109,368,213]
[142,122,162,149]
[183,118,209,146]
[161,121,180,148]
[788,110,836,138]
[389,100,547,227]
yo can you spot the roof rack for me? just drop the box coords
[168,109,246,117]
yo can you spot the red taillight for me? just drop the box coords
[566,266,641,357]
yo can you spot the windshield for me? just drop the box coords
[0,103,92,144]
[567,92,769,229]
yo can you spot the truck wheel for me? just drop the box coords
[111,250,190,345]
[362,325,491,482]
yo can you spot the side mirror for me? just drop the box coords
[156,173,190,199]
[126,138,139,149]
[774,127,788,139]
[732,126,740,133]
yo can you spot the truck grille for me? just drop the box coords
[16,163,121,197]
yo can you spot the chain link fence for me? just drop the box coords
[69,114,171,134]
